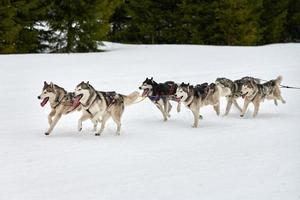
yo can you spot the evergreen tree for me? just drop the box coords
[286,0,300,42]
[0,0,22,53]
[261,0,289,44]
[47,0,121,53]
[213,0,263,45]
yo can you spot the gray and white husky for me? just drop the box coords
[71,81,139,136]
[38,81,95,135]
[240,75,286,117]
[174,82,222,128]
[215,76,260,115]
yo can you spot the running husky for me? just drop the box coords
[175,82,222,127]
[215,76,260,115]
[71,81,139,136]
[38,81,95,135]
[139,77,181,121]
[240,75,286,117]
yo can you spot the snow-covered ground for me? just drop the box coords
[1,43,300,200]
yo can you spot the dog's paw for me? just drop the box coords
[44,132,50,136]
[95,133,101,136]
[199,115,203,120]
[240,114,244,117]
[116,132,121,136]
[78,127,82,132]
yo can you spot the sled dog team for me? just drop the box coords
[38,75,286,135]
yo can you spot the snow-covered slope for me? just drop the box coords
[1,43,300,200]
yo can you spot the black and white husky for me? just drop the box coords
[139,77,181,121]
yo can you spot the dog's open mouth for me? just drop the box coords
[40,97,49,107]
[142,89,149,97]
[71,94,83,110]
[174,96,183,102]
[241,92,248,99]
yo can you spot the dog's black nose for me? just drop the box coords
[138,87,142,90]
[37,96,41,99]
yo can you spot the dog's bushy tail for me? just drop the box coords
[121,91,140,106]
[276,75,283,85]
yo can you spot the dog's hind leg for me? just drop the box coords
[168,101,172,116]
[164,99,172,118]
[274,99,278,106]
[45,112,62,135]
[191,107,200,128]
[48,110,56,125]
[213,103,220,116]
[111,112,122,136]
[233,99,242,113]
[224,99,233,115]
[155,100,168,121]
[279,96,286,104]
[95,113,110,136]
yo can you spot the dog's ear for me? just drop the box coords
[44,81,48,86]
[250,80,255,88]
[87,81,90,86]
[187,83,190,86]
[50,82,54,88]
[150,77,153,81]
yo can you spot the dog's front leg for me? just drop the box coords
[48,109,56,125]
[240,100,250,117]
[177,102,181,113]
[233,99,242,113]
[45,112,62,135]
[95,113,110,136]
[77,110,91,132]
[253,101,260,117]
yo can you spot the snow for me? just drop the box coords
[1,43,300,200]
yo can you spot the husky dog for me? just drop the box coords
[71,81,139,136]
[139,77,181,121]
[38,81,95,135]
[240,76,286,117]
[215,76,260,115]
[175,82,221,127]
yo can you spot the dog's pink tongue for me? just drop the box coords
[142,89,148,96]
[40,98,49,107]
[72,96,81,109]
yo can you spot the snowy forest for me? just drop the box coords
[0,0,299,53]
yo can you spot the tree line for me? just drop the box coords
[0,0,299,53]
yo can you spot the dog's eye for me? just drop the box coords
[44,91,47,94]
